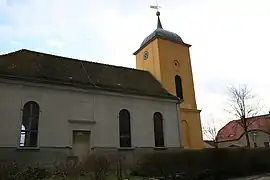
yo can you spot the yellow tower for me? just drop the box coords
[133,11,204,148]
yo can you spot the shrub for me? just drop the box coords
[51,155,111,180]
[0,154,111,180]
[52,159,84,179]
[134,148,270,179]
[0,161,51,180]
[14,163,51,180]
[0,161,20,179]
[83,154,110,180]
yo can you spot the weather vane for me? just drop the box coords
[150,0,161,15]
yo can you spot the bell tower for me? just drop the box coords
[133,10,204,148]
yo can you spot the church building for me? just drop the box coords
[0,11,203,165]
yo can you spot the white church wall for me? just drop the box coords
[0,79,181,150]
[94,94,181,148]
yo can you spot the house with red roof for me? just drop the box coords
[216,114,270,148]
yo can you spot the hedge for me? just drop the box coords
[0,155,111,180]
[133,148,270,180]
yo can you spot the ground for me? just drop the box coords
[46,174,270,180]
[229,174,270,180]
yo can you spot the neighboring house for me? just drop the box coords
[216,114,270,148]
[204,140,215,148]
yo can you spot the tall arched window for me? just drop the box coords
[154,112,164,147]
[20,101,40,147]
[175,75,183,99]
[119,109,131,147]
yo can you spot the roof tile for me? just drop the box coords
[217,114,270,142]
[0,49,177,100]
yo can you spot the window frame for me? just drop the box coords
[175,75,184,100]
[153,112,165,148]
[19,101,40,149]
[118,109,132,148]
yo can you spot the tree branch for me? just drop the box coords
[225,84,262,148]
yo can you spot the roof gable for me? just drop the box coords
[0,49,177,100]
[217,114,270,142]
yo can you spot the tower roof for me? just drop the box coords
[134,11,190,55]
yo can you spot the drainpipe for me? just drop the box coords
[92,94,96,122]
[176,100,182,147]
[92,94,96,151]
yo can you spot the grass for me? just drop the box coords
[47,176,145,180]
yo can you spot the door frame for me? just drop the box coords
[72,130,91,160]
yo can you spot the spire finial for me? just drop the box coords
[156,11,162,29]
[150,0,163,29]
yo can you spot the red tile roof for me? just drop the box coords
[216,114,270,142]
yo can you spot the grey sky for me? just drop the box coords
[1,0,270,132]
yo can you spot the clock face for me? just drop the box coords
[144,51,149,60]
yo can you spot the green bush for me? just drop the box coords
[134,148,270,179]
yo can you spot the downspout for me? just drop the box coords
[92,95,95,122]
[92,94,96,151]
[80,60,97,125]
[80,60,97,151]
[176,99,182,147]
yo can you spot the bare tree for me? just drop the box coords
[203,118,219,148]
[226,84,262,148]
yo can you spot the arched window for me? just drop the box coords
[154,112,164,147]
[175,75,183,99]
[119,109,131,147]
[20,101,40,147]
[19,125,26,146]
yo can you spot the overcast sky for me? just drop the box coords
[1,0,270,133]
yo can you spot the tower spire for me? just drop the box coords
[156,11,163,29]
[150,0,163,29]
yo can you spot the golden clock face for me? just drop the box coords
[144,51,149,60]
